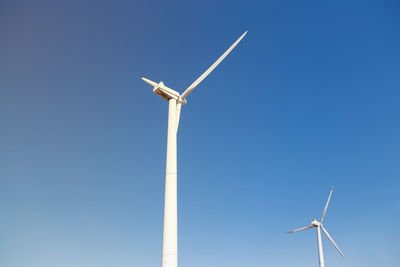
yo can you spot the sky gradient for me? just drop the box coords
[1,1,399,266]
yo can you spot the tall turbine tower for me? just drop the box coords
[142,31,247,267]
[288,187,344,267]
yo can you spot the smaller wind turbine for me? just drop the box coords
[288,187,344,267]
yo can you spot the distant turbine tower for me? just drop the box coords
[142,31,247,267]
[288,187,344,267]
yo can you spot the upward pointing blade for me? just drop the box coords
[321,225,344,257]
[287,225,314,234]
[320,186,333,223]
[180,31,248,100]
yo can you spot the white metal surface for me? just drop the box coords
[287,225,313,234]
[320,187,333,223]
[317,226,325,267]
[287,187,344,267]
[321,225,344,257]
[142,31,247,267]
[179,31,248,102]
[162,99,178,267]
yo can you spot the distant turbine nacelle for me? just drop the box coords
[311,220,320,226]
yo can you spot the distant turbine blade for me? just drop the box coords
[180,30,248,100]
[320,186,333,223]
[321,226,344,257]
[287,225,314,234]
[142,77,158,87]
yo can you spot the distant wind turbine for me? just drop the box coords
[288,187,344,267]
[142,31,247,267]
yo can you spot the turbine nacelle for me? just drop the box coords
[311,220,320,227]
[142,77,188,104]
[153,81,180,102]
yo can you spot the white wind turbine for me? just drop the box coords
[141,31,247,267]
[288,187,344,267]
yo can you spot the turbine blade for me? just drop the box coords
[287,225,314,234]
[321,226,344,257]
[320,186,333,223]
[180,31,247,100]
[142,77,158,87]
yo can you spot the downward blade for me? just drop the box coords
[321,226,344,257]
[180,30,247,100]
[141,77,158,87]
[287,225,313,234]
[320,186,333,223]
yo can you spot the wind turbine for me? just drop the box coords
[142,31,247,267]
[288,187,344,267]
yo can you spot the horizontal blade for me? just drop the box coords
[141,77,158,87]
[287,225,314,234]
[321,225,344,257]
[180,30,247,100]
[321,186,333,223]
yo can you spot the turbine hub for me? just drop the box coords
[177,97,187,105]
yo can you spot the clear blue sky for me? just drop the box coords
[1,1,399,266]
